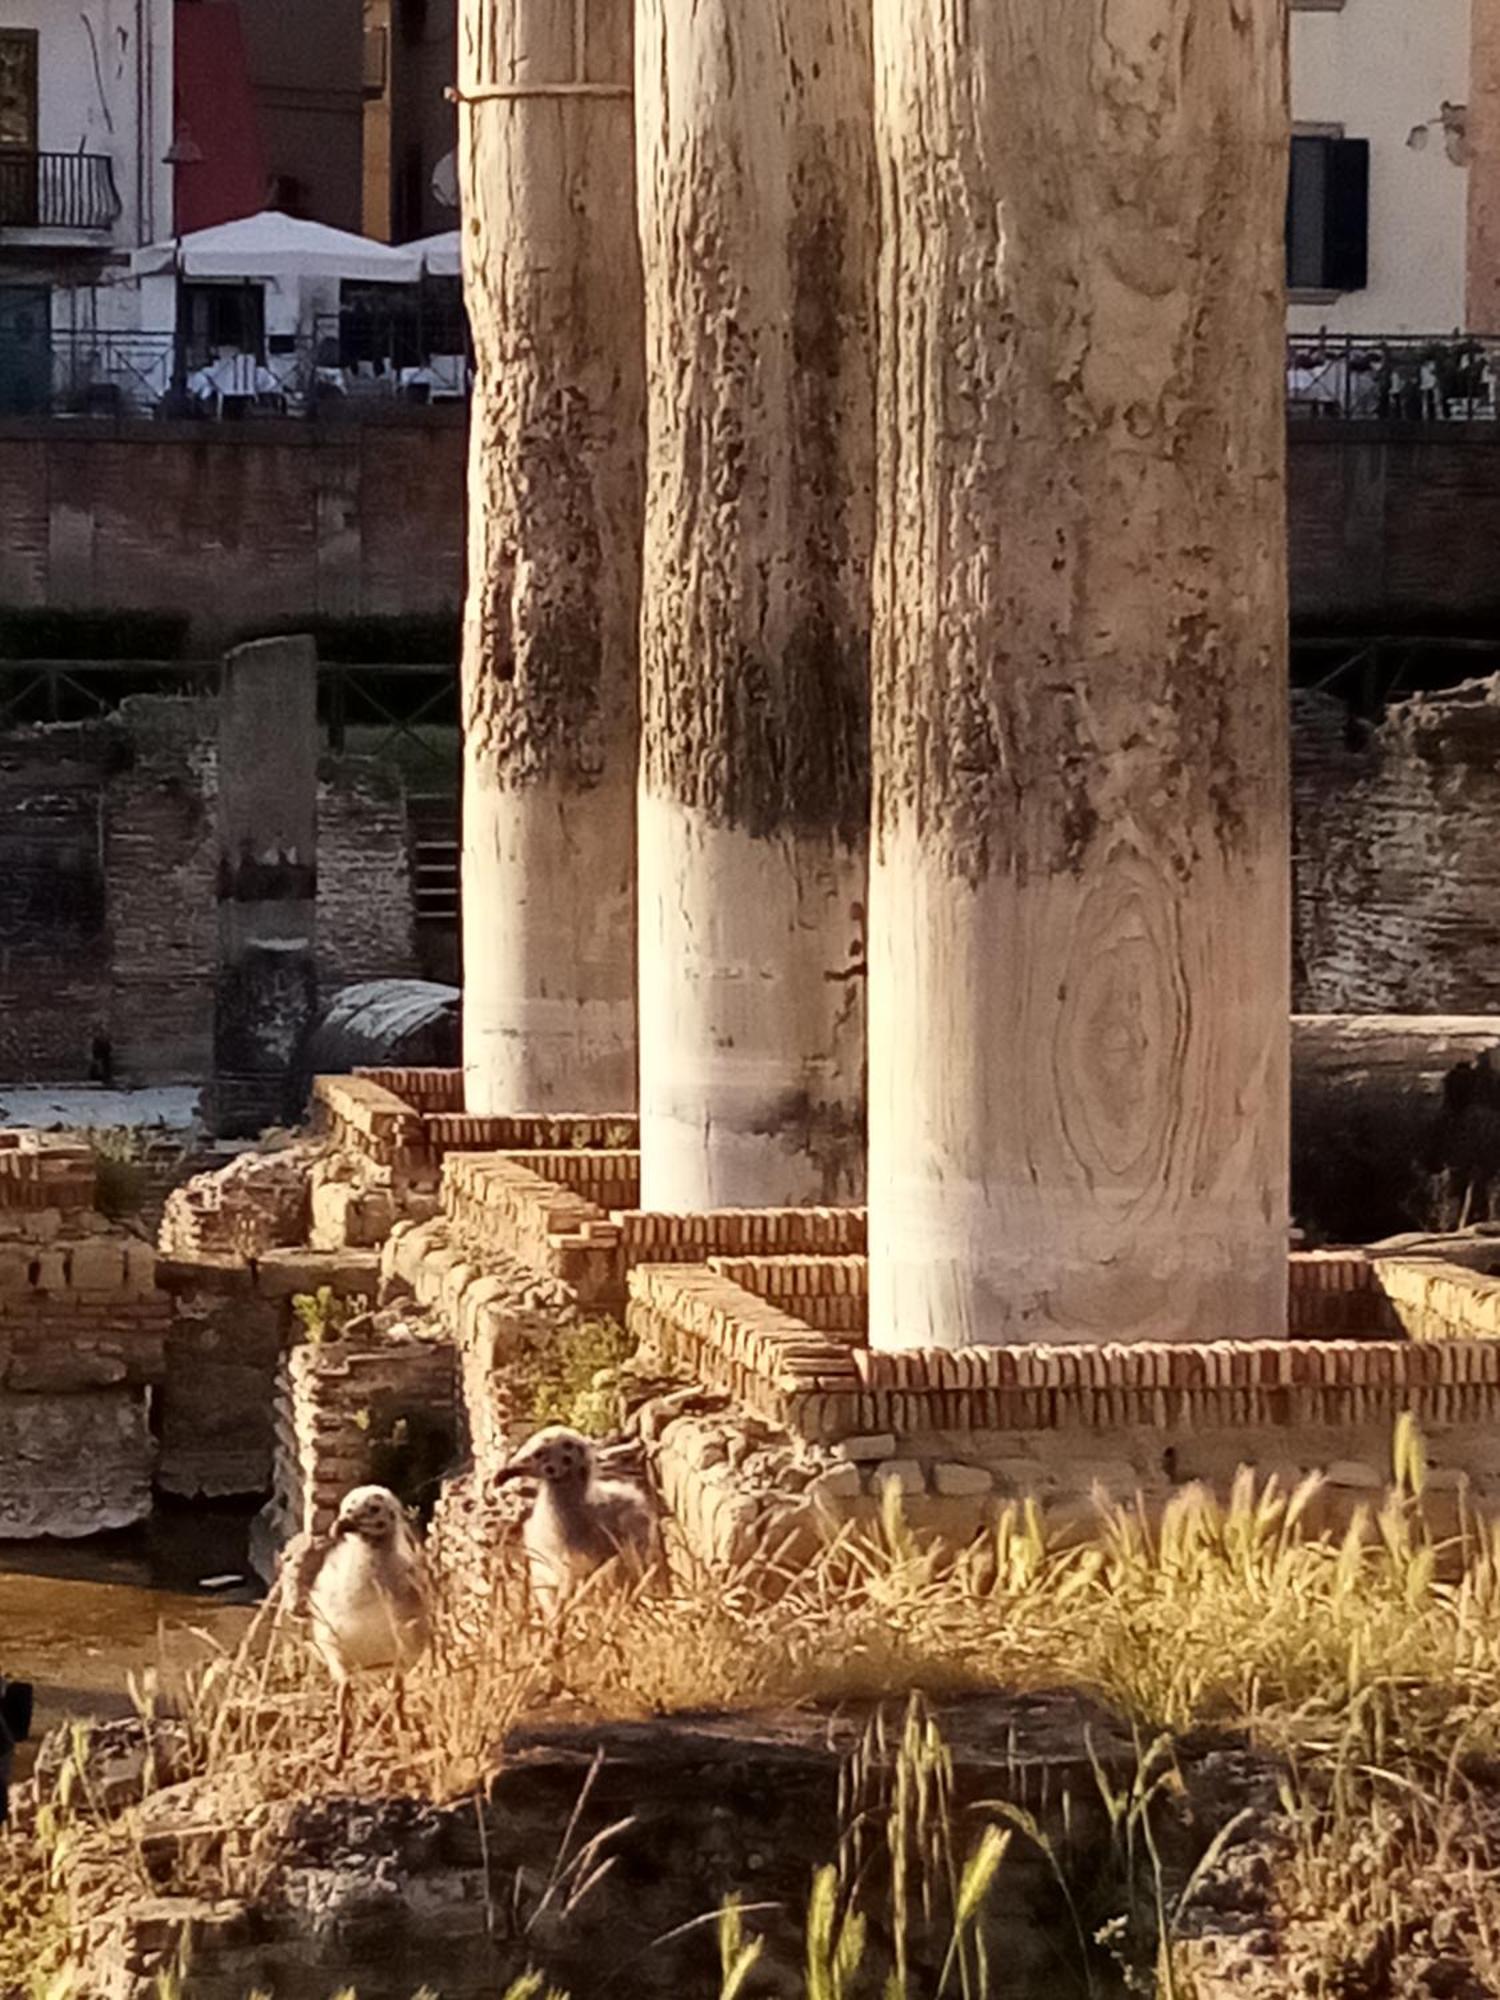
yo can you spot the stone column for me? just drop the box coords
[635,0,875,1211]
[1469,0,1500,328]
[213,635,319,1137]
[459,0,643,1117]
[868,0,1291,1347]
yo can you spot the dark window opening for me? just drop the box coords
[178,281,266,373]
[1287,134,1370,294]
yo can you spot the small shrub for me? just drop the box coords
[291,1287,369,1345]
[515,1317,634,1436]
[83,1126,186,1223]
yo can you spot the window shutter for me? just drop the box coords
[1323,138,1370,292]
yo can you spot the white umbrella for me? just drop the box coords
[133,211,422,285]
[407,229,463,279]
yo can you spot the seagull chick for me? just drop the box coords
[494,1426,659,1620]
[285,1484,431,1756]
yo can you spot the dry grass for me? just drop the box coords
[22,1427,1500,1995]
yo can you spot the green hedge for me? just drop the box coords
[228,612,461,664]
[0,607,191,660]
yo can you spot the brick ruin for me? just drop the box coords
[0,692,420,1090]
[18,1060,1500,1588]
[0,1133,165,1537]
[248,1073,1500,1610]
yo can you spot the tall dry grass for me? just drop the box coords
[19,1420,1500,1994]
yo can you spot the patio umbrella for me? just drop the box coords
[407,229,463,279]
[132,210,422,284]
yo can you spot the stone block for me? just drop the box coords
[986,1458,1052,1496]
[254,1249,380,1301]
[1325,1459,1385,1491]
[808,1463,862,1507]
[921,1496,991,1546]
[124,1241,159,1300]
[9,1347,129,1393]
[0,1387,152,1537]
[933,1461,994,1498]
[832,1432,897,1463]
[309,1180,358,1252]
[0,1249,33,1294]
[68,1241,128,1294]
[871,1458,926,1495]
[31,1249,68,1295]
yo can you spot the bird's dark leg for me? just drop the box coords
[333,1677,352,1764]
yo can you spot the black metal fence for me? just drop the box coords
[30,319,472,420]
[1287,333,1500,421]
[0,658,460,792]
[0,151,119,232]
[11,321,1500,425]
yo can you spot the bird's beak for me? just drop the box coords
[493,1463,524,1485]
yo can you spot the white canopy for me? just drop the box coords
[407,229,463,279]
[133,211,422,285]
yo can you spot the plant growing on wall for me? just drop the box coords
[291,1288,369,1345]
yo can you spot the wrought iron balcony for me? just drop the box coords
[0,150,120,233]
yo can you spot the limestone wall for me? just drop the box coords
[0,1133,165,1535]
[1294,681,1500,1014]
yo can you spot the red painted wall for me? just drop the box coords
[174,0,268,232]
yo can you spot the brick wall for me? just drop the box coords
[2,419,1497,639]
[1288,425,1500,626]
[0,701,420,1083]
[0,415,466,647]
[0,1135,167,1536]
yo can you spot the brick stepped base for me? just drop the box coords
[314,1073,1500,1570]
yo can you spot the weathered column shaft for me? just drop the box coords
[213,634,319,1137]
[1469,0,1500,329]
[635,0,875,1210]
[869,0,1291,1346]
[460,0,643,1115]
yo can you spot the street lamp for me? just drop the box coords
[162,128,204,409]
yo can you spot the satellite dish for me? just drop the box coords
[430,149,458,211]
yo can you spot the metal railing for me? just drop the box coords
[1287,333,1500,421]
[19,323,1500,425]
[0,151,119,232]
[15,328,473,420]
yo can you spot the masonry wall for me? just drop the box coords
[0,416,467,647]
[1294,681,1500,1011]
[1288,427,1500,627]
[2,421,1499,640]
[0,698,419,1083]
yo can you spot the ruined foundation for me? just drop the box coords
[259,1069,1500,1611]
[0,1133,164,1537]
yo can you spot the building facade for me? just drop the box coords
[361,0,456,244]
[1288,0,1500,337]
[237,0,363,232]
[0,0,173,409]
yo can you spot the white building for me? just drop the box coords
[1289,0,1478,336]
[0,0,173,411]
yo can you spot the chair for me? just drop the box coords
[427,354,469,401]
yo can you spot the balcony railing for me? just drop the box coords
[1288,333,1500,422]
[0,151,120,232]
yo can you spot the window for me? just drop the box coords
[0,29,37,150]
[0,27,37,226]
[1286,132,1370,295]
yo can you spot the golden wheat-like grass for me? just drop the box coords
[22,1441,1500,1996]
